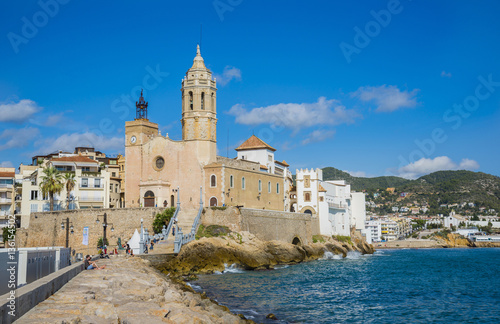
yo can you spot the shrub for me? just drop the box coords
[152,207,176,233]
[97,237,109,248]
[333,235,352,245]
[196,224,231,239]
[312,235,325,243]
[210,206,228,211]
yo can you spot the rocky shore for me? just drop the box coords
[17,256,253,324]
[157,231,374,276]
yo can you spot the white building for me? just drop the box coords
[16,152,115,228]
[0,168,16,228]
[365,220,382,244]
[295,168,367,237]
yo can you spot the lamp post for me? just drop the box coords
[96,213,114,245]
[60,217,74,248]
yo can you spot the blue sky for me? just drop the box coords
[1,0,499,179]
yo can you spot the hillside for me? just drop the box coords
[321,167,500,212]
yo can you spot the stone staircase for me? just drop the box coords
[175,208,200,235]
[149,207,199,255]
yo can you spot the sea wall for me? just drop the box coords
[16,208,163,255]
[202,207,312,245]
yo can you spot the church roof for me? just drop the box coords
[319,184,327,192]
[235,135,276,152]
[51,156,99,163]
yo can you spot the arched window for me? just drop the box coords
[211,92,215,110]
[258,180,262,192]
[201,92,205,109]
[189,91,193,110]
[230,175,234,188]
[305,192,311,202]
[268,181,271,193]
[210,174,216,187]
[242,177,246,190]
[276,183,280,194]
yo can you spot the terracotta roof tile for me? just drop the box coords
[319,184,327,192]
[51,156,98,163]
[235,135,276,152]
[260,164,269,170]
[275,160,289,167]
[0,172,15,178]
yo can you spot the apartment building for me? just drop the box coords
[16,148,122,228]
[0,167,16,227]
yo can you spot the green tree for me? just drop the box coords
[2,226,16,244]
[152,207,176,233]
[63,172,76,210]
[40,166,64,211]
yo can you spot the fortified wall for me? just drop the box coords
[203,207,319,245]
[16,208,163,255]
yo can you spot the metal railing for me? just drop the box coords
[174,186,203,253]
[163,187,181,243]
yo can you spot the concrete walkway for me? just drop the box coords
[17,256,247,323]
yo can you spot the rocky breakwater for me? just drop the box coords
[158,231,374,276]
[17,256,252,324]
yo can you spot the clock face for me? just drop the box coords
[130,136,137,144]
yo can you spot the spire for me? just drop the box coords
[191,44,206,69]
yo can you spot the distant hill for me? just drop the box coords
[321,167,500,211]
[322,167,411,191]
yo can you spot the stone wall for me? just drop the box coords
[202,207,242,232]
[202,207,312,245]
[16,208,164,255]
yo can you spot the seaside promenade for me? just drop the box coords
[16,256,247,324]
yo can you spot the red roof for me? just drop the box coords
[235,135,276,152]
[0,172,15,178]
[51,156,98,163]
[260,165,269,170]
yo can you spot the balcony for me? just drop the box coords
[79,197,104,202]
[0,210,12,216]
[79,184,104,189]
[0,198,12,204]
[0,184,13,189]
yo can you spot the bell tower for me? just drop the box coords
[181,45,217,163]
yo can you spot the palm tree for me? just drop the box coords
[63,172,76,210]
[40,166,64,211]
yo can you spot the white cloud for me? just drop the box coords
[0,161,14,168]
[0,99,42,123]
[0,127,40,151]
[214,66,242,86]
[301,129,335,145]
[34,132,124,155]
[394,156,480,179]
[441,71,452,78]
[352,85,419,112]
[345,170,367,177]
[228,97,360,132]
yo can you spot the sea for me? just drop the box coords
[190,248,500,323]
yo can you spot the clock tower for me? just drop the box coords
[125,90,158,206]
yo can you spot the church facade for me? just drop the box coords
[125,46,292,211]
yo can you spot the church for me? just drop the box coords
[125,46,293,211]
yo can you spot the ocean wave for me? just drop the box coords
[223,263,246,274]
[274,265,289,269]
[185,282,202,290]
[345,251,362,259]
[320,251,343,260]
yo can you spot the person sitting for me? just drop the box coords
[84,255,106,270]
